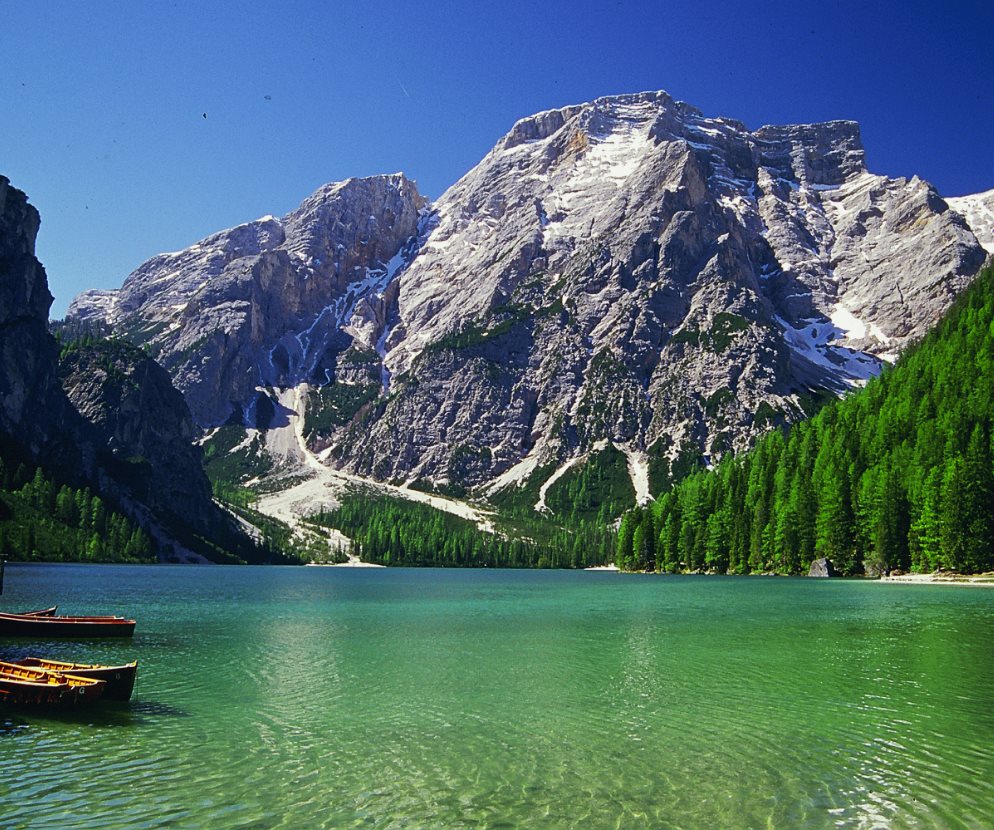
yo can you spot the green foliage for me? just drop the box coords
[222,501,338,565]
[707,312,750,352]
[309,492,612,569]
[49,317,112,345]
[670,327,701,347]
[117,315,170,347]
[303,382,380,439]
[57,335,148,387]
[202,425,273,487]
[544,444,635,523]
[753,401,783,429]
[338,346,380,365]
[200,425,318,563]
[446,445,493,494]
[704,388,734,417]
[585,350,630,383]
[645,438,709,497]
[377,449,627,569]
[615,262,994,576]
[0,464,154,563]
[646,437,674,495]
[669,313,750,352]
[422,305,530,354]
[486,464,557,515]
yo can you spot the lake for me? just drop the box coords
[1,564,993,829]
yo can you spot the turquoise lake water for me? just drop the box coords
[1,564,993,829]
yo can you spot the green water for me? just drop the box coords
[1,565,993,829]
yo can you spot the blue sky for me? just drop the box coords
[3,1,992,316]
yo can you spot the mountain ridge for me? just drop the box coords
[67,90,990,513]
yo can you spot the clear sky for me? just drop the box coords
[3,0,992,317]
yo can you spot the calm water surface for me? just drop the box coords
[1,564,993,829]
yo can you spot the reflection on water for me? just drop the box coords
[0,565,993,829]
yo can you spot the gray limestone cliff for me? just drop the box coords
[72,174,426,426]
[0,175,81,469]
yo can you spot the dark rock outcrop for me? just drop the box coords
[0,176,83,471]
[0,175,257,562]
[58,339,234,557]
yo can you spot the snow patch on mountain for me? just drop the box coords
[485,443,546,496]
[776,314,882,388]
[949,188,994,254]
[535,451,592,514]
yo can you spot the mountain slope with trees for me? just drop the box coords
[0,175,275,563]
[616,261,994,575]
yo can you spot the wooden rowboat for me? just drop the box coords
[0,661,106,705]
[16,606,58,617]
[13,658,137,701]
[0,611,136,638]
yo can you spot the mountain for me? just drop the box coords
[0,175,264,563]
[70,174,426,427]
[0,177,81,470]
[68,91,989,511]
[615,260,994,576]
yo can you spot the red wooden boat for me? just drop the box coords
[0,611,136,638]
[17,606,58,617]
[0,661,106,705]
[13,657,137,701]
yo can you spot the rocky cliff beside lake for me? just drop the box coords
[0,175,260,562]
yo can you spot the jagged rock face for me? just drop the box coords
[0,176,82,467]
[59,341,218,539]
[69,92,988,494]
[349,91,985,486]
[70,174,426,426]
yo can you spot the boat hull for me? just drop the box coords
[15,658,137,701]
[0,613,135,638]
[0,663,106,705]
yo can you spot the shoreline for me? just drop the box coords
[601,564,994,586]
[877,572,994,587]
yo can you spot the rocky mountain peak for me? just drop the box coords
[754,120,864,186]
[67,92,989,505]
[496,92,865,192]
[70,173,427,426]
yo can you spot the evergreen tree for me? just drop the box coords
[614,263,994,575]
